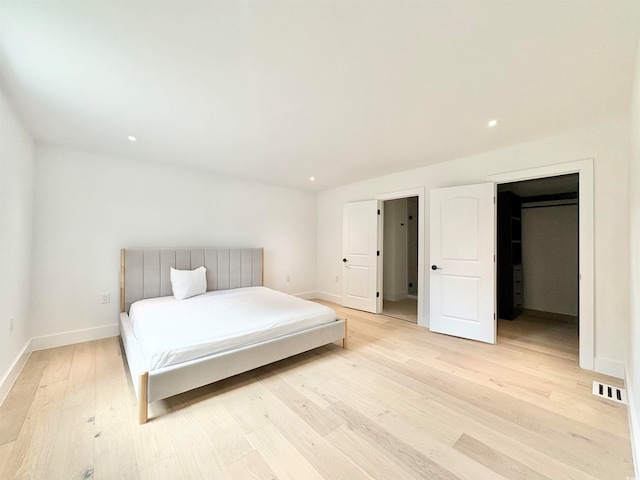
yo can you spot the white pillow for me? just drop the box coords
[170,266,207,300]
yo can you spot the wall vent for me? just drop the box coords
[592,381,627,404]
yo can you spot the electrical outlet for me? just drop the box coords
[286,275,291,282]
[9,318,14,333]
[101,293,110,304]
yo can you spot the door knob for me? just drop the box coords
[343,258,348,263]
[431,265,442,270]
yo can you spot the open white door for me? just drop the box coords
[342,200,380,313]
[429,183,496,343]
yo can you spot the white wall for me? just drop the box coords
[522,204,578,316]
[317,118,629,371]
[627,13,640,472]
[0,88,34,397]
[30,146,318,342]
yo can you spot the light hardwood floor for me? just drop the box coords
[0,303,634,479]
[382,297,418,324]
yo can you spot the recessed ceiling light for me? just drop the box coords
[127,135,137,142]
[309,176,315,182]
[487,119,499,128]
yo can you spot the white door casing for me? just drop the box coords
[488,159,594,371]
[429,182,496,344]
[342,200,380,313]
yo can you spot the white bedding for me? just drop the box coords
[129,286,337,370]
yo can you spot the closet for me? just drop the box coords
[497,191,523,320]
[497,174,579,322]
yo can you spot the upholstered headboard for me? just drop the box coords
[120,248,264,313]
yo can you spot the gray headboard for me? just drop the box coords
[120,248,264,313]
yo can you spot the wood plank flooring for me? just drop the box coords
[382,298,418,323]
[0,303,634,479]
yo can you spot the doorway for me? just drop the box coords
[382,197,419,323]
[341,188,425,324]
[496,173,581,364]
[426,159,593,370]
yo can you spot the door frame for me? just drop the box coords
[487,158,594,371]
[376,188,426,326]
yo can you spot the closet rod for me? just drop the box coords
[521,200,578,209]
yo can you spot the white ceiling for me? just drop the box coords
[1,1,638,192]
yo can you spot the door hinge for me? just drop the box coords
[377,251,380,256]
[376,292,380,298]
[494,313,496,320]
[494,196,496,204]
[494,254,496,262]
[377,209,381,215]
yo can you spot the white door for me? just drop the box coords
[342,200,380,313]
[429,183,496,343]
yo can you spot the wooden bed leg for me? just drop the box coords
[342,318,348,349]
[138,372,149,425]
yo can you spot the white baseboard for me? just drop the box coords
[31,324,120,352]
[294,291,318,300]
[0,340,32,406]
[314,291,342,304]
[594,357,625,379]
[626,367,639,479]
[383,291,409,302]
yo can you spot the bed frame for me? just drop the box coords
[119,247,347,424]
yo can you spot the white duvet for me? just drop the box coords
[129,286,337,370]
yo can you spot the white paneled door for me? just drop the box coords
[429,183,496,343]
[342,200,380,313]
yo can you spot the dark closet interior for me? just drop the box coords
[497,191,523,320]
[497,174,579,322]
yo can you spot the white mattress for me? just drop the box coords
[129,286,337,370]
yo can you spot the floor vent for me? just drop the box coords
[592,381,627,404]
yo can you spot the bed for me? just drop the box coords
[119,247,347,424]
